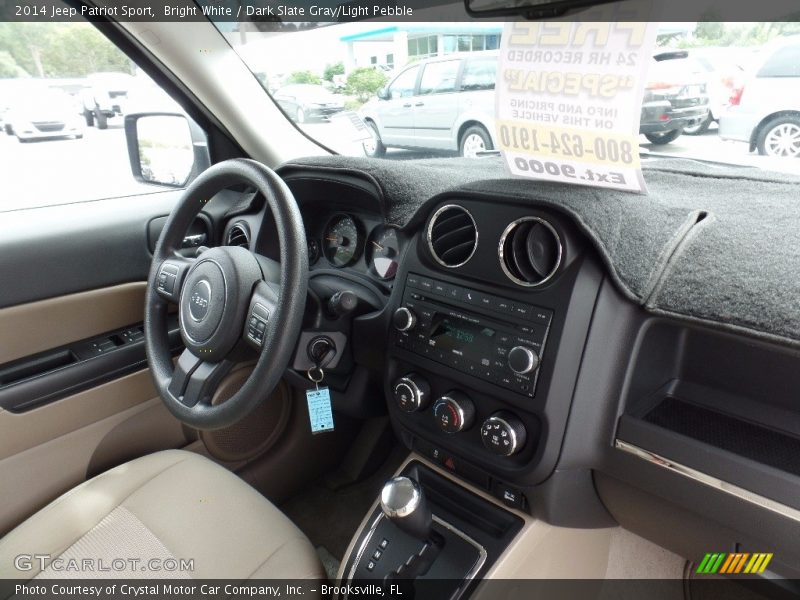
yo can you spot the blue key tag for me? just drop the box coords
[306,366,334,434]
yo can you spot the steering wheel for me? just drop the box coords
[144,159,308,430]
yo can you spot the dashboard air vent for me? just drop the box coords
[499,217,562,287]
[427,205,478,268]
[226,222,250,249]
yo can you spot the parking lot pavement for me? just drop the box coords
[2,122,795,212]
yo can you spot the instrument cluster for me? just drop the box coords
[308,212,401,281]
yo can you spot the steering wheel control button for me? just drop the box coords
[393,374,431,413]
[188,280,212,322]
[508,345,539,375]
[433,392,475,434]
[246,303,271,347]
[157,263,181,299]
[393,307,417,332]
[481,413,527,456]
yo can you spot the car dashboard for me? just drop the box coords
[207,156,800,581]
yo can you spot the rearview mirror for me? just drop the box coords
[124,113,210,187]
[465,0,619,17]
[377,87,390,100]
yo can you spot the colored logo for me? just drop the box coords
[696,553,773,575]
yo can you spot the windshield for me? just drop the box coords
[217,19,800,173]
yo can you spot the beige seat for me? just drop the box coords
[0,450,325,580]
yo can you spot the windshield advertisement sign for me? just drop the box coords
[496,16,658,193]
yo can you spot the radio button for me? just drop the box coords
[528,308,553,325]
[418,277,435,292]
[432,281,447,296]
[508,346,539,375]
[495,298,514,314]
[442,284,460,300]
[512,304,531,319]
[393,307,417,332]
[433,392,476,434]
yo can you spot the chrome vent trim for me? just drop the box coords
[426,204,478,268]
[498,217,562,287]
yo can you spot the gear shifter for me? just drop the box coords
[380,477,443,583]
[380,477,432,541]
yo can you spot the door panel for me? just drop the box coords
[0,191,183,309]
[414,59,462,150]
[378,65,420,145]
[0,282,146,365]
[0,200,197,533]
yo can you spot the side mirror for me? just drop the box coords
[124,113,210,187]
[377,87,390,100]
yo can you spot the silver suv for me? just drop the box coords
[719,35,800,157]
[359,51,497,158]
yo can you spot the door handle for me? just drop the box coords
[403,103,412,108]
[415,102,425,107]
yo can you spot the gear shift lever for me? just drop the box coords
[380,477,432,541]
[380,477,443,583]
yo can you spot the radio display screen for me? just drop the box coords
[429,315,496,363]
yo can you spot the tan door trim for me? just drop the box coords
[0,282,146,365]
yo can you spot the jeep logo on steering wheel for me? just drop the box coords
[189,280,212,322]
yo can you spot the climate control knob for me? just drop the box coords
[393,374,431,413]
[507,346,539,375]
[480,412,527,456]
[393,307,417,332]
[433,392,475,434]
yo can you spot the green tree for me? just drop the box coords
[0,51,25,77]
[346,67,388,102]
[694,22,725,43]
[40,25,132,76]
[323,61,344,82]
[286,70,321,85]
[0,23,132,78]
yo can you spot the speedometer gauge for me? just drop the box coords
[366,225,400,280]
[323,214,361,267]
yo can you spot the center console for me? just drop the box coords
[383,197,605,521]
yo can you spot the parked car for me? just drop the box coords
[359,51,498,158]
[640,50,711,145]
[79,72,134,129]
[719,35,800,157]
[681,48,746,135]
[273,84,345,123]
[4,83,84,142]
[0,78,35,135]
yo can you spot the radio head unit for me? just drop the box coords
[393,273,552,398]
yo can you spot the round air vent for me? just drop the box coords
[427,205,478,268]
[225,222,250,249]
[499,217,562,287]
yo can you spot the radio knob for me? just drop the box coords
[507,345,539,375]
[433,392,475,434]
[480,412,527,456]
[393,374,431,413]
[393,307,417,332]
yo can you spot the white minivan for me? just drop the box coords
[719,35,800,157]
[359,51,497,158]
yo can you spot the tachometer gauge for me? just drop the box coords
[366,225,400,280]
[323,214,361,267]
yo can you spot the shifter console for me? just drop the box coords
[340,462,523,599]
